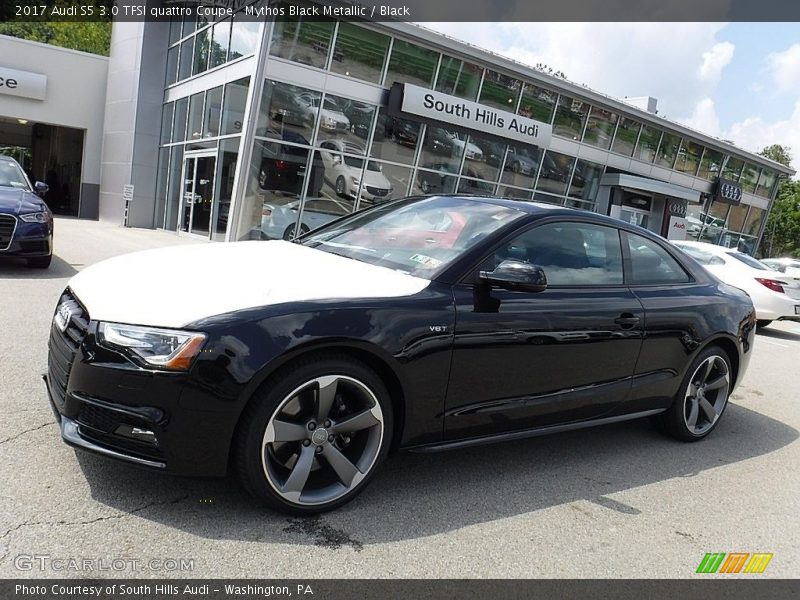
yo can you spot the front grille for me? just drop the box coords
[48,289,89,407]
[366,186,389,197]
[0,214,16,251]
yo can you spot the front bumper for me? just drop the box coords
[45,290,243,476]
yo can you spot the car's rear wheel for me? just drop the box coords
[27,255,52,269]
[235,355,393,514]
[756,320,772,329]
[335,176,347,198]
[654,346,732,441]
[282,222,309,240]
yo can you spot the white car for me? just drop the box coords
[318,140,393,202]
[297,93,350,132]
[762,257,800,282]
[673,240,800,328]
[260,196,351,240]
[445,131,483,161]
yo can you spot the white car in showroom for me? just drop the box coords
[297,93,350,132]
[673,240,800,328]
[445,131,483,161]
[762,257,800,281]
[318,140,393,203]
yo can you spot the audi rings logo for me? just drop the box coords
[716,179,743,204]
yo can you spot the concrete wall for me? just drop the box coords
[0,35,108,217]
[99,21,168,227]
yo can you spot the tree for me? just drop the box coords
[758,144,800,258]
[760,143,792,168]
[0,1,111,56]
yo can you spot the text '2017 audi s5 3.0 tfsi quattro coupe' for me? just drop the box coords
[0,156,53,268]
[45,195,756,514]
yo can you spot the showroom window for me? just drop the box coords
[553,95,588,140]
[419,126,464,174]
[256,80,320,143]
[229,11,260,59]
[533,191,565,205]
[369,108,420,165]
[172,97,188,142]
[722,156,744,181]
[655,133,681,169]
[740,162,760,193]
[435,56,483,101]
[726,202,749,234]
[500,144,541,191]
[202,87,223,138]
[583,107,618,150]
[192,26,211,75]
[755,169,776,198]
[479,70,521,111]
[316,94,376,145]
[221,77,250,135]
[697,148,723,180]
[178,37,194,81]
[610,118,640,157]
[674,140,703,175]
[517,83,557,123]
[166,45,179,85]
[461,133,502,182]
[160,102,174,145]
[499,222,624,286]
[415,164,458,196]
[634,124,661,163]
[385,39,439,88]
[187,92,205,140]
[568,159,604,204]
[743,205,765,237]
[270,12,335,70]
[626,233,690,285]
[213,137,240,241]
[537,150,575,196]
[330,23,390,84]
[209,18,233,69]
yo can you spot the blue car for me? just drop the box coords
[0,156,53,268]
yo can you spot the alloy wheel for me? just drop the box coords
[261,375,384,506]
[683,355,730,435]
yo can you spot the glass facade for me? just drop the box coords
[153,10,785,254]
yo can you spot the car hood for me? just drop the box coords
[67,240,430,328]
[319,109,349,124]
[363,169,392,188]
[0,187,46,214]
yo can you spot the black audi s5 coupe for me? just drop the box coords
[45,195,756,513]
[0,156,53,268]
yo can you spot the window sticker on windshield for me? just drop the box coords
[409,254,442,268]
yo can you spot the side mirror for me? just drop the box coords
[480,260,547,293]
[34,181,49,196]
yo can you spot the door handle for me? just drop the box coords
[614,313,640,328]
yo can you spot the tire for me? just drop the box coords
[335,176,347,198]
[511,161,521,174]
[420,179,430,194]
[258,170,267,189]
[756,320,772,329]
[28,255,52,269]
[653,346,733,442]
[235,354,393,514]
[282,223,309,241]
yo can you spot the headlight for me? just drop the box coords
[20,212,51,223]
[351,177,360,186]
[97,322,206,371]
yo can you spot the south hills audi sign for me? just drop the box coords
[714,178,743,205]
[389,83,553,148]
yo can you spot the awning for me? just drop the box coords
[600,173,702,203]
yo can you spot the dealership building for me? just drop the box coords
[0,5,795,253]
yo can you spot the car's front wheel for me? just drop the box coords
[235,355,393,514]
[654,346,732,441]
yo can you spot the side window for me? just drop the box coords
[627,233,690,284]
[492,222,624,286]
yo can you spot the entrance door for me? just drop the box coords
[180,153,216,236]
[619,207,649,229]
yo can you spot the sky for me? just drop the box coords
[423,22,800,176]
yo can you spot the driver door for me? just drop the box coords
[444,220,645,440]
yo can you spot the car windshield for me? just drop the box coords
[727,252,769,270]
[0,160,31,190]
[301,196,525,279]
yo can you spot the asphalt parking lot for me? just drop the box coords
[1,217,798,579]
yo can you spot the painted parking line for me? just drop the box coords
[759,338,790,348]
